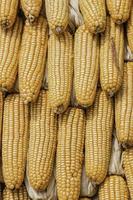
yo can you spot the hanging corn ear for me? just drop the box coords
[56,108,85,200]
[123,148,133,198]
[74,25,99,107]
[28,90,57,191]
[0,92,3,183]
[115,63,133,146]
[3,185,31,200]
[20,0,42,23]
[0,17,23,92]
[85,89,114,184]
[0,0,19,29]
[19,16,48,104]
[106,0,132,24]
[100,16,124,96]
[45,0,69,34]
[127,6,133,53]
[2,94,29,189]
[98,175,129,199]
[79,0,106,34]
[48,32,73,114]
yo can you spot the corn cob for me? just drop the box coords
[19,16,48,104]
[106,0,132,24]
[85,89,114,184]
[127,6,133,53]
[100,16,124,96]
[0,92,3,183]
[79,0,106,34]
[99,175,129,200]
[0,0,19,29]
[20,0,42,23]
[3,185,31,200]
[2,94,29,189]
[28,90,57,191]
[0,17,23,92]
[115,63,133,146]
[48,32,73,114]
[56,108,85,200]
[45,0,69,34]
[74,25,99,107]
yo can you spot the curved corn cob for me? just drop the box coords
[45,0,69,34]
[0,0,19,29]
[2,94,29,189]
[85,89,114,184]
[115,63,133,146]
[48,32,73,114]
[74,25,99,107]
[56,108,85,200]
[0,17,23,92]
[19,16,48,104]
[127,6,133,53]
[79,0,106,34]
[100,16,124,96]
[28,90,57,191]
[98,175,129,199]
[106,0,132,24]
[0,92,3,183]
[20,0,42,23]
[3,185,31,200]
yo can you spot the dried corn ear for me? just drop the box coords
[56,108,85,200]
[19,16,48,104]
[45,0,69,34]
[74,25,99,107]
[79,0,106,34]
[48,32,73,114]
[28,90,57,191]
[127,6,133,53]
[0,17,23,91]
[99,175,129,200]
[2,94,29,189]
[107,0,132,24]
[100,16,124,96]
[85,89,114,184]
[0,92,3,183]
[115,63,133,146]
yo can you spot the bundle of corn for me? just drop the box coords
[127,5,133,53]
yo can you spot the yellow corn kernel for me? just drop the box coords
[19,16,48,104]
[127,6,133,53]
[100,16,124,96]
[107,0,132,24]
[20,0,42,23]
[45,0,69,34]
[28,90,57,191]
[99,175,129,199]
[74,25,99,107]
[56,108,85,200]
[115,63,133,146]
[48,32,73,114]
[2,94,29,189]
[0,17,23,91]
[85,89,114,184]
[0,92,3,183]
[79,0,106,34]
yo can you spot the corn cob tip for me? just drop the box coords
[1,19,10,29]
[55,26,64,34]
[28,14,36,24]
[54,104,65,114]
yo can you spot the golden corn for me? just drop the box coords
[0,0,19,29]
[115,63,133,146]
[79,198,91,200]
[56,108,85,200]
[0,92,3,183]
[20,0,42,23]
[79,0,106,34]
[85,89,114,184]
[28,90,57,191]
[19,16,48,104]
[3,185,31,200]
[107,0,132,24]
[0,17,23,91]
[127,6,133,53]
[2,94,29,189]
[74,25,99,107]
[100,16,124,96]
[45,0,69,34]
[99,175,129,200]
[48,32,73,114]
